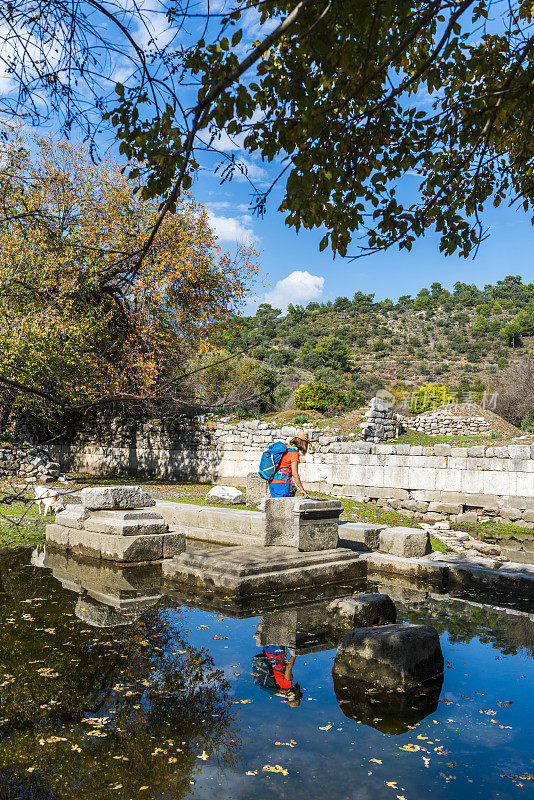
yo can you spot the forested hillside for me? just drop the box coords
[227,276,534,404]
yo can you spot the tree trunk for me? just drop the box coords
[0,390,17,431]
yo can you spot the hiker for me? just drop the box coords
[268,430,311,498]
[252,645,303,708]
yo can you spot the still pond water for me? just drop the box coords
[0,547,533,800]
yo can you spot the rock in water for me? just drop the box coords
[80,486,156,510]
[206,485,244,505]
[378,527,432,558]
[327,593,397,628]
[333,623,444,692]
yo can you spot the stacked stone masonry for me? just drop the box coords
[407,407,492,436]
[360,397,405,443]
[35,415,534,527]
[46,486,185,562]
[0,446,61,482]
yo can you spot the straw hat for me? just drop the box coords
[295,430,309,442]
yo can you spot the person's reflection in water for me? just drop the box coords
[252,645,303,707]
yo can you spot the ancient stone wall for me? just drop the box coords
[39,416,534,527]
[407,407,492,436]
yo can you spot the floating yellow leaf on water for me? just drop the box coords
[385,781,398,788]
[370,759,383,764]
[263,765,289,776]
[246,770,258,776]
[275,740,297,747]
[417,735,428,740]
[319,724,332,731]
[197,751,209,761]
[399,744,420,752]
[27,768,35,772]
[139,787,148,791]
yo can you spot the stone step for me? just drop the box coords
[184,527,259,547]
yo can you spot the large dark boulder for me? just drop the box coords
[333,623,444,692]
[327,593,397,628]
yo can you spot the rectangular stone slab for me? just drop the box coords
[54,505,89,530]
[45,523,70,547]
[364,552,448,588]
[48,527,184,563]
[162,544,364,597]
[80,486,156,510]
[83,510,168,536]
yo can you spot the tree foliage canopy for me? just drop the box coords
[0,129,257,422]
[1,1,533,261]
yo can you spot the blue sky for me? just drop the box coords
[194,160,534,315]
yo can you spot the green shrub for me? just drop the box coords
[273,384,292,410]
[294,382,346,412]
[345,388,366,409]
[521,412,534,433]
[293,414,309,425]
[409,383,456,413]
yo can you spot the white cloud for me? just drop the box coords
[207,211,258,244]
[264,270,324,310]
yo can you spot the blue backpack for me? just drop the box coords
[258,441,287,481]
[251,653,278,693]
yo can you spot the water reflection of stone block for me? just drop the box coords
[334,623,444,692]
[44,551,163,623]
[255,609,299,649]
[333,671,443,735]
[75,596,146,627]
[261,498,342,551]
[254,601,342,654]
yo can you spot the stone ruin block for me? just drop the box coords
[206,485,244,505]
[84,510,169,536]
[327,593,397,628]
[333,623,444,693]
[80,485,156,510]
[378,527,432,558]
[46,485,184,563]
[261,497,342,551]
[246,471,269,507]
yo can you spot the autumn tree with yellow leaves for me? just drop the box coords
[0,129,259,426]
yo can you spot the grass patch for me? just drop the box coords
[393,430,499,446]
[455,519,534,540]
[0,501,49,549]
[430,535,450,554]
[309,492,420,528]
[159,488,252,512]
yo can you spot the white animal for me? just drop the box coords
[34,486,65,516]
